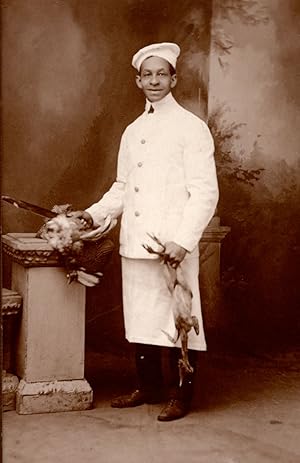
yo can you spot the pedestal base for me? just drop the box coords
[16,378,93,415]
[2,372,19,411]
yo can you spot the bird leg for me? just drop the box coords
[178,329,194,386]
[192,316,200,335]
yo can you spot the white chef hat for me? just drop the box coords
[132,42,181,71]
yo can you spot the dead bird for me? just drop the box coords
[142,234,199,385]
[38,209,116,286]
[2,195,116,287]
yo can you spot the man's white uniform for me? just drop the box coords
[86,91,219,351]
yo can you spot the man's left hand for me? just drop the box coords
[164,241,187,268]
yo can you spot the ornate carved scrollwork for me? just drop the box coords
[2,233,60,267]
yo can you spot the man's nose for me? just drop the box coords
[150,74,159,85]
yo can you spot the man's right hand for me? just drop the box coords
[67,210,94,229]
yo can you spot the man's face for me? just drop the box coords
[136,56,177,102]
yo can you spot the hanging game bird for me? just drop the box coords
[142,233,199,386]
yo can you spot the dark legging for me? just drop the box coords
[135,343,163,393]
[135,343,198,400]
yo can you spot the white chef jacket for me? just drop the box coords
[86,92,219,258]
[86,92,219,349]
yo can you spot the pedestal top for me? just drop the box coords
[201,223,230,243]
[2,233,60,267]
[2,233,53,251]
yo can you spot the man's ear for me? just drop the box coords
[136,75,143,89]
[170,74,177,89]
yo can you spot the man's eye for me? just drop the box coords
[158,73,166,76]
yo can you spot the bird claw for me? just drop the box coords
[146,233,166,251]
[66,270,78,284]
[142,234,166,259]
[142,243,156,254]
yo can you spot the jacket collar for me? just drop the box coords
[144,92,176,114]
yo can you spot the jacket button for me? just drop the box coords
[141,139,146,144]
[134,186,139,192]
[137,162,143,167]
[135,211,140,217]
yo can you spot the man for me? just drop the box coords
[76,42,219,421]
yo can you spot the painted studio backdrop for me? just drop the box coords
[2,0,300,351]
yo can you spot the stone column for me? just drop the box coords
[2,288,22,411]
[200,217,230,334]
[2,233,93,415]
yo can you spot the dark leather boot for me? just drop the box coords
[111,344,164,408]
[157,348,197,421]
[157,397,190,421]
[111,389,148,408]
[157,375,193,421]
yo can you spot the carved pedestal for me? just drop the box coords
[2,288,22,411]
[200,217,230,335]
[2,233,93,415]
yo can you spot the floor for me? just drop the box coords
[3,349,300,463]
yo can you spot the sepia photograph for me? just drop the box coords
[1,0,299,462]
